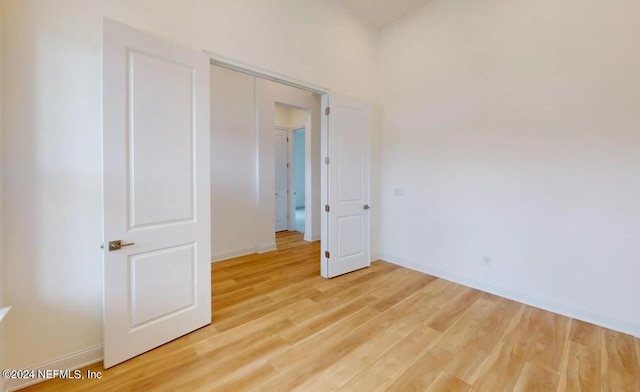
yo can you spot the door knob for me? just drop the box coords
[364,204,370,210]
[108,240,135,251]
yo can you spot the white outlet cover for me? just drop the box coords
[394,188,404,196]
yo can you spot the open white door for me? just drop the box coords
[321,94,371,278]
[102,19,210,368]
[275,128,289,232]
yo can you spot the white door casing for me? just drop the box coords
[321,94,371,278]
[275,128,289,232]
[102,19,211,368]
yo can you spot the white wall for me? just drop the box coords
[379,0,640,335]
[0,0,6,385]
[1,0,378,372]
[274,104,290,128]
[288,108,308,128]
[274,103,291,128]
[274,104,308,129]
[210,66,257,261]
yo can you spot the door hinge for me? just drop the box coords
[325,251,330,258]
[287,163,290,168]
[324,157,330,165]
[287,137,289,142]
[325,107,331,115]
[325,205,330,212]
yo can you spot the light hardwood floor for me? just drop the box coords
[24,231,640,391]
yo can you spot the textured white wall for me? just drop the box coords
[379,0,640,334]
[1,0,378,370]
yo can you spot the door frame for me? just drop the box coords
[270,101,314,242]
[204,50,371,276]
[205,50,329,95]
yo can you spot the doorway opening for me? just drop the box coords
[210,64,321,260]
[274,103,308,235]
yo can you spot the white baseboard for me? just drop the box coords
[0,306,11,324]
[380,253,640,338]
[6,344,103,391]
[257,243,277,253]
[304,234,320,242]
[210,239,311,262]
[211,246,258,263]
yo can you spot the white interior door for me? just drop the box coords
[321,94,371,278]
[275,128,289,232]
[102,19,211,368]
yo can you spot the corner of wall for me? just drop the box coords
[380,253,640,339]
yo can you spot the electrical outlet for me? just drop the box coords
[394,188,404,196]
[483,257,491,267]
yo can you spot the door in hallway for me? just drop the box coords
[275,128,289,232]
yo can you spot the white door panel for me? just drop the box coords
[102,19,210,368]
[129,51,195,227]
[337,215,363,257]
[322,94,371,278]
[275,129,289,232]
[128,244,196,328]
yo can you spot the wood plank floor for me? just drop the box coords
[24,231,640,391]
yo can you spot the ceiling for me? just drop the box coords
[338,0,434,29]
